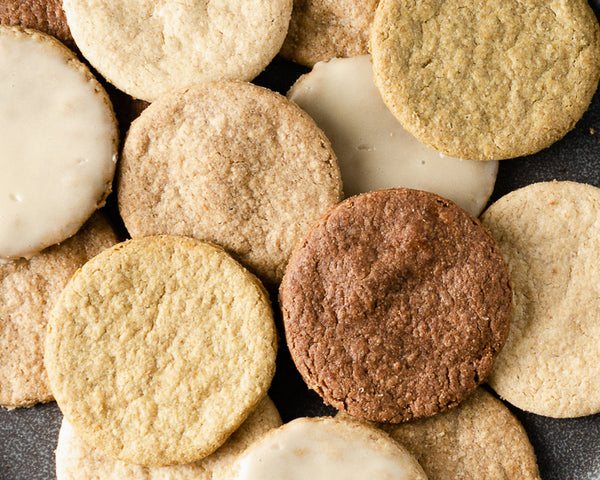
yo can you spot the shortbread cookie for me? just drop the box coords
[288,55,498,216]
[56,397,282,480]
[0,214,118,409]
[45,236,278,466]
[371,0,600,160]
[229,417,427,480]
[118,81,342,286]
[280,188,511,423]
[379,388,541,479]
[0,0,74,49]
[62,0,293,101]
[0,26,118,259]
[280,0,378,67]
[481,181,600,417]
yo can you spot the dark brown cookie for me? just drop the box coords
[280,188,511,423]
[0,0,74,50]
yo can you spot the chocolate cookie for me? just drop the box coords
[280,188,511,423]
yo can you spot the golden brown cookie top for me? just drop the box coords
[45,235,278,467]
[280,188,511,423]
[371,0,600,160]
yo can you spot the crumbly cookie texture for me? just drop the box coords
[280,188,511,423]
[118,81,342,287]
[62,0,292,101]
[280,0,379,67]
[45,236,278,467]
[55,397,282,480]
[481,181,600,417]
[378,388,541,480]
[0,214,118,409]
[371,0,600,160]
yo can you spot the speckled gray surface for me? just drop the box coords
[3,4,600,477]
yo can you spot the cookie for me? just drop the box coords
[118,81,342,287]
[481,181,600,417]
[0,214,118,409]
[280,0,378,67]
[379,388,541,479]
[0,26,118,259]
[55,396,282,480]
[0,0,74,49]
[45,236,278,466]
[370,0,600,160]
[288,55,498,216]
[62,0,293,101]
[280,188,511,423]
[229,417,427,480]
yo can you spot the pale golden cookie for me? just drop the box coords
[371,0,600,160]
[0,214,118,409]
[45,236,278,466]
[55,397,282,480]
[481,181,600,417]
[280,0,378,67]
[118,81,342,287]
[62,0,293,101]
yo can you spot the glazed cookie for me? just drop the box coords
[45,236,278,466]
[0,214,118,409]
[118,81,342,287]
[481,181,600,417]
[229,417,427,480]
[378,388,541,479]
[280,188,511,423]
[280,0,378,67]
[62,0,293,101]
[0,26,118,259]
[288,55,498,216]
[371,0,600,160]
[55,397,282,480]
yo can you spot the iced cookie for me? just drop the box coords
[371,0,600,160]
[229,417,427,480]
[280,0,378,67]
[118,81,342,287]
[481,181,600,417]
[0,214,118,409]
[288,55,498,216]
[280,188,511,423]
[45,236,278,466]
[0,26,118,259]
[62,0,293,101]
[55,397,282,480]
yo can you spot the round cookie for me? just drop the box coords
[45,236,278,466]
[0,26,118,259]
[288,55,498,216]
[118,81,342,287]
[481,181,600,417]
[0,213,118,409]
[0,0,75,49]
[62,0,293,101]
[280,0,378,67]
[280,188,511,423]
[370,0,600,160]
[229,417,427,480]
[378,388,541,479]
[55,397,282,480]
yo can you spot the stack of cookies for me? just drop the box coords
[2,0,600,479]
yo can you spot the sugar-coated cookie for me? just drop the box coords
[45,236,278,466]
[371,0,600,160]
[280,188,511,423]
[481,181,600,417]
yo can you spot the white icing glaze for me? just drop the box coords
[288,55,498,217]
[0,28,117,258]
[235,418,426,480]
